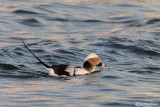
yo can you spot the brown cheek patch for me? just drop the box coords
[83,61,94,72]
[83,61,91,68]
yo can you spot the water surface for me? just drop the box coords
[0,0,160,106]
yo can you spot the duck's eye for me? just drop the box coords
[93,59,96,62]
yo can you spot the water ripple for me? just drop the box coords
[102,102,133,107]
[13,10,39,15]
[128,70,155,74]
[108,43,160,57]
[19,18,43,27]
[102,75,120,79]
[47,17,105,23]
[146,18,160,25]
[0,63,18,70]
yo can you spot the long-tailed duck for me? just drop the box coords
[21,39,106,76]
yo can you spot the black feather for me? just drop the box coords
[52,65,70,76]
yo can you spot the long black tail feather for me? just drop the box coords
[21,38,50,68]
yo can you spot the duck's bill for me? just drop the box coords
[101,63,106,67]
[97,62,106,67]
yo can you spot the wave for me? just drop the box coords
[146,18,160,25]
[108,43,160,57]
[46,17,105,23]
[13,10,39,15]
[0,63,18,70]
[102,75,120,79]
[128,70,154,74]
[102,102,133,107]
[18,18,43,27]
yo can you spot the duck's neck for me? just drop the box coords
[84,67,95,73]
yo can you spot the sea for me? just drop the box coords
[0,0,160,107]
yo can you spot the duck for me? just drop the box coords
[21,38,106,76]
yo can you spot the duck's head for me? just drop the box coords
[83,53,106,72]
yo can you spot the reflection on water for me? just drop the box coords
[0,0,160,106]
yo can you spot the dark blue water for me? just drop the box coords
[0,0,160,106]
